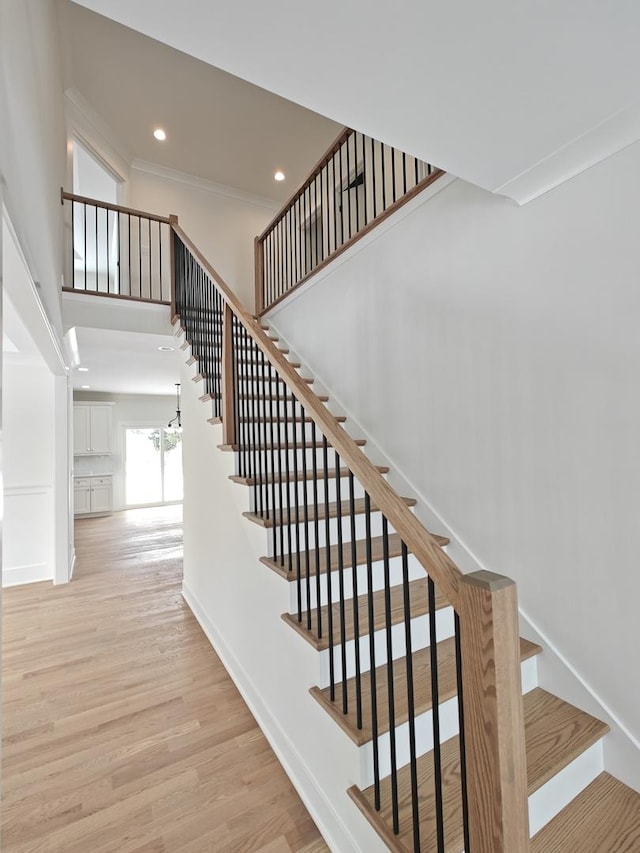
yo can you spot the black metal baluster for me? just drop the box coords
[332,154,338,254]
[346,133,352,240]
[402,542,421,852]
[362,134,368,228]
[334,451,348,712]
[292,397,302,621]
[349,471,362,729]
[354,134,361,234]
[365,492,381,809]
[259,347,270,524]
[70,200,75,290]
[275,371,285,564]
[402,152,408,196]
[128,213,131,297]
[339,140,344,247]
[267,362,278,555]
[382,516,399,835]
[106,208,109,294]
[283,379,293,575]
[148,217,152,299]
[381,143,387,213]
[95,204,98,291]
[83,203,87,290]
[159,221,162,299]
[240,326,250,479]
[311,421,322,638]
[371,138,378,219]
[429,576,445,852]
[138,216,142,298]
[300,404,312,629]
[455,611,471,853]
[323,435,335,699]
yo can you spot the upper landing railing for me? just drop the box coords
[254,128,445,316]
[61,190,175,305]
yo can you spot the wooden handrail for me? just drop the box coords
[256,127,353,243]
[171,220,462,608]
[61,190,173,225]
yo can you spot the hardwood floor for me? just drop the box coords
[2,505,329,853]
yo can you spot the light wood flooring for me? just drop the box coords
[2,505,329,853]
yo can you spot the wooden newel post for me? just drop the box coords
[221,302,236,446]
[459,571,530,853]
[169,214,179,321]
[254,236,264,316]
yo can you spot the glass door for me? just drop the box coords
[124,427,183,506]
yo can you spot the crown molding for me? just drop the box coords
[130,159,280,211]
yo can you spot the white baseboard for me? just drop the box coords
[182,581,364,853]
[69,548,76,582]
[2,562,52,588]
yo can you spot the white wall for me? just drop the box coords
[0,0,67,337]
[3,358,56,586]
[73,390,178,510]
[128,166,278,311]
[269,141,640,745]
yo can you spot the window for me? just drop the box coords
[124,427,183,506]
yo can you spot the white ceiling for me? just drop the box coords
[72,327,180,395]
[70,0,640,204]
[63,1,342,202]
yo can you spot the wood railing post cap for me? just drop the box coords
[461,570,516,593]
[169,214,179,224]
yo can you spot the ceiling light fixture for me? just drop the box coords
[80,385,90,389]
[77,366,89,372]
[168,383,181,429]
[274,170,285,182]
[158,345,175,352]
[153,128,167,141]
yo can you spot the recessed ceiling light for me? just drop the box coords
[274,170,285,182]
[158,345,175,352]
[153,128,167,141]
[77,367,89,372]
[80,385,90,389]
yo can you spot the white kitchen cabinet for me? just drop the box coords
[74,476,113,516]
[73,405,113,455]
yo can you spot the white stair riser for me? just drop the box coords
[239,421,344,445]
[291,552,439,612]
[316,607,456,686]
[359,656,539,787]
[248,472,382,511]
[266,512,403,559]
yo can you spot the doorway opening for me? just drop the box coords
[124,426,183,506]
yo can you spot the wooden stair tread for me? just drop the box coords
[312,636,541,745]
[218,438,364,452]
[193,372,314,384]
[230,464,381,488]
[263,530,448,584]
[531,772,640,853]
[349,687,609,853]
[243,496,417,529]
[237,413,342,424]
[282,577,449,651]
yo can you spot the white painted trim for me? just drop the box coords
[495,98,640,205]
[266,174,458,320]
[4,484,51,496]
[3,208,68,375]
[519,605,640,754]
[65,88,132,183]
[69,548,76,582]
[130,158,281,211]
[3,563,52,588]
[182,581,362,853]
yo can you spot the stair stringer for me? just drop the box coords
[179,358,388,853]
[266,323,640,798]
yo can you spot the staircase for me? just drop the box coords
[169,220,640,853]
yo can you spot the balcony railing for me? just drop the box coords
[61,191,174,304]
[255,128,444,315]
